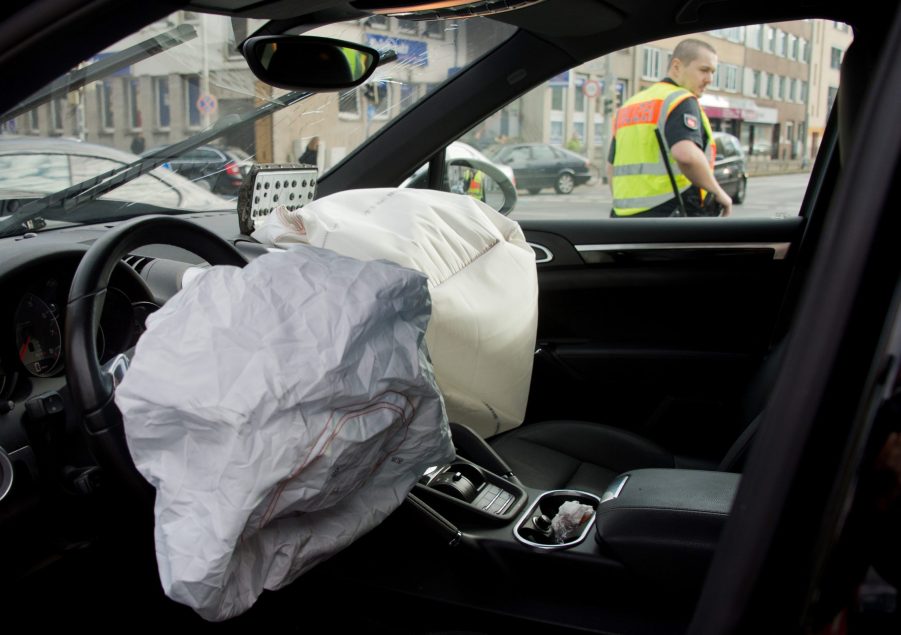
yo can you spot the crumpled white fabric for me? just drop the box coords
[115,246,455,621]
[252,188,538,437]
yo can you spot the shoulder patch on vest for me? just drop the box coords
[683,113,699,130]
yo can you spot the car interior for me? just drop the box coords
[0,0,899,632]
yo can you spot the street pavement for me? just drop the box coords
[507,172,812,221]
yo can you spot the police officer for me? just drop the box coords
[607,39,732,218]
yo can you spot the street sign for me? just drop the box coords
[196,93,217,115]
[582,80,601,98]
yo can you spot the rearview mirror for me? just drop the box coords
[242,35,379,91]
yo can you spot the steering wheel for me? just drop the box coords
[66,215,248,495]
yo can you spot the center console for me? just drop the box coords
[337,421,742,634]
[407,422,740,597]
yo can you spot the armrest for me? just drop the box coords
[595,469,739,592]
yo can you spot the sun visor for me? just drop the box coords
[253,188,539,438]
[115,246,454,621]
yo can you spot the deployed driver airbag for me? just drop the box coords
[115,246,454,621]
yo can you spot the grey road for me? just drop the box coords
[508,172,812,221]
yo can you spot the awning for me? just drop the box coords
[700,94,779,124]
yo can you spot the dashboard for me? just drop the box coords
[0,211,263,580]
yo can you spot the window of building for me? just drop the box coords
[96,79,114,131]
[801,81,808,103]
[712,27,744,42]
[827,85,839,114]
[549,120,564,145]
[574,75,587,113]
[800,38,809,63]
[338,87,361,118]
[764,72,773,99]
[184,75,201,128]
[722,64,740,92]
[777,30,787,56]
[49,98,65,133]
[788,34,797,59]
[550,86,565,111]
[747,24,763,49]
[789,78,797,102]
[766,26,776,53]
[227,18,248,57]
[397,19,418,34]
[125,78,142,130]
[154,77,170,129]
[642,47,664,80]
[370,82,391,119]
[423,21,445,39]
[830,47,843,69]
[366,15,389,29]
[775,75,784,100]
[710,64,722,90]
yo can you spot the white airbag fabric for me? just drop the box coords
[253,188,538,437]
[115,246,454,621]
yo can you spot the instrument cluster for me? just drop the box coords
[0,270,158,399]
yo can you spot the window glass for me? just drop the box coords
[449,19,850,220]
[0,154,69,193]
[532,145,556,161]
[71,156,181,207]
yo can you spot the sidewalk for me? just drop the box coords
[746,157,812,177]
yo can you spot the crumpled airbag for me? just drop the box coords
[115,245,454,621]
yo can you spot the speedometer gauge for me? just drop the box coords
[15,293,63,377]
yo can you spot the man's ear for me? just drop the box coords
[670,57,682,76]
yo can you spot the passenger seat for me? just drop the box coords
[488,343,785,494]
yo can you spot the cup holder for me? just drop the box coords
[513,489,601,550]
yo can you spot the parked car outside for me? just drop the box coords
[485,142,592,195]
[143,144,253,196]
[0,136,231,217]
[713,131,748,205]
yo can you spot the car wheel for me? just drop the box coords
[734,176,747,205]
[554,172,575,195]
[527,188,541,195]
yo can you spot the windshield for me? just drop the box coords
[0,11,516,235]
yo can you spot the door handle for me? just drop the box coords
[528,242,554,264]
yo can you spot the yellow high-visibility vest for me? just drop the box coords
[466,170,484,200]
[611,81,715,216]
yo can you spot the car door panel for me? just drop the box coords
[520,217,802,460]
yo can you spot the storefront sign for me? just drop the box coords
[366,34,428,66]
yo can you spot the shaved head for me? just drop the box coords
[671,39,717,66]
[668,39,718,96]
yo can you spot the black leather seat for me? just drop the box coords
[489,343,785,494]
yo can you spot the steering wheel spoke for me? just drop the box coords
[66,215,247,492]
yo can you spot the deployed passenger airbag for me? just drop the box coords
[253,188,539,437]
